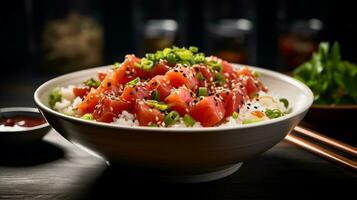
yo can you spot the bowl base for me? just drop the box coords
[106,162,243,183]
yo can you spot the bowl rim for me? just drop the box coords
[34,64,314,133]
[0,107,50,132]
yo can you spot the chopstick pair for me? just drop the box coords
[285,126,357,171]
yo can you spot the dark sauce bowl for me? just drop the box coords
[0,107,51,146]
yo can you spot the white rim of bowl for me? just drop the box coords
[0,107,50,132]
[34,64,314,133]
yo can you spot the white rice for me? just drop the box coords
[53,86,289,127]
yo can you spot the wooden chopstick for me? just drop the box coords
[293,126,357,156]
[285,134,357,170]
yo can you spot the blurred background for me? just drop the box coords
[0,0,356,106]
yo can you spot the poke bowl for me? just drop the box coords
[34,47,313,183]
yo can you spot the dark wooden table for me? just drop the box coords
[0,129,356,200]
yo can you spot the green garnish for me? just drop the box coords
[126,77,140,87]
[198,87,208,96]
[81,113,94,120]
[166,53,177,64]
[265,109,283,119]
[139,58,154,71]
[144,46,208,67]
[183,114,196,127]
[49,88,62,108]
[193,53,206,63]
[252,70,260,78]
[164,111,180,126]
[189,46,199,53]
[242,118,264,124]
[196,72,205,81]
[279,98,289,108]
[145,53,156,61]
[232,111,238,119]
[215,73,226,85]
[207,61,223,72]
[293,42,357,104]
[146,100,169,111]
[112,62,121,70]
[84,78,100,88]
[149,123,158,127]
[151,90,161,101]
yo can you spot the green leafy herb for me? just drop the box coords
[49,88,62,108]
[293,42,357,104]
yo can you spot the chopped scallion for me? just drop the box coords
[183,114,196,127]
[242,118,264,124]
[140,58,154,71]
[265,109,283,119]
[198,87,208,96]
[196,72,205,81]
[126,77,140,87]
[164,111,180,126]
[232,111,238,119]
[279,98,289,108]
[49,88,62,108]
[84,78,100,88]
[147,100,169,111]
[151,90,161,101]
[189,46,199,53]
[81,113,94,120]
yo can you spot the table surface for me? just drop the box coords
[0,129,356,200]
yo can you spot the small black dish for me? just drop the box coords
[0,107,51,146]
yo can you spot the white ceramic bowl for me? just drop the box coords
[34,64,313,183]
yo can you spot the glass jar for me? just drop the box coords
[208,19,253,64]
[143,19,178,53]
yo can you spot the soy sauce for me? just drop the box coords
[0,116,47,128]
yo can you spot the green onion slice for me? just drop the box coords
[151,90,161,101]
[183,114,196,127]
[164,111,180,126]
[147,100,169,111]
[84,78,100,88]
[189,46,199,53]
[196,72,205,81]
[265,109,283,119]
[126,77,140,87]
[279,98,289,108]
[198,87,208,96]
[232,111,238,119]
[49,88,62,108]
[242,118,264,124]
[81,113,94,120]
